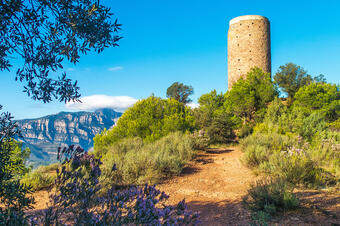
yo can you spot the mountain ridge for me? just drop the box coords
[16,108,122,166]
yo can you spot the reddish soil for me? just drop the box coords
[157,147,256,225]
[32,146,340,225]
[158,147,340,225]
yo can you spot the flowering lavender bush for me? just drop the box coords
[32,145,199,225]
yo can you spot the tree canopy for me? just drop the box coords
[0,0,121,103]
[94,96,196,151]
[166,82,194,104]
[293,83,340,121]
[225,67,278,123]
[274,63,312,99]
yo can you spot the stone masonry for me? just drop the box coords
[227,15,271,90]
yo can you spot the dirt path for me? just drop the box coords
[157,147,256,225]
[31,146,339,225]
[157,147,340,226]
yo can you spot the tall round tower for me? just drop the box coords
[227,15,271,90]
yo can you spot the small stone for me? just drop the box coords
[291,217,299,221]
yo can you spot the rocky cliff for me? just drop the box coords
[16,108,122,166]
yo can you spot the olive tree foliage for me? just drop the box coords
[166,82,194,104]
[274,63,313,100]
[0,0,122,103]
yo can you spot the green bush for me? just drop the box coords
[93,137,143,158]
[296,111,327,141]
[236,122,255,138]
[243,178,299,216]
[310,131,340,181]
[241,128,339,188]
[0,108,34,225]
[329,118,340,131]
[240,132,297,168]
[190,130,210,150]
[241,131,338,187]
[99,132,197,188]
[94,96,195,151]
[21,163,59,191]
[194,90,236,144]
[260,150,332,187]
[225,67,277,123]
[293,83,339,112]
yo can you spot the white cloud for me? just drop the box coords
[108,66,123,72]
[187,102,199,109]
[65,95,138,112]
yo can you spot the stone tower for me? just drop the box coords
[227,15,271,90]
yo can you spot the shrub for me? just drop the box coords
[190,130,210,150]
[295,111,327,141]
[21,163,59,191]
[329,118,340,131]
[32,145,199,225]
[93,137,143,158]
[236,122,255,138]
[225,67,277,123]
[241,131,336,187]
[260,149,332,187]
[99,132,197,187]
[240,132,297,168]
[94,96,196,151]
[243,178,299,216]
[310,131,340,181]
[194,90,236,143]
[293,83,339,112]
[0,107,34,225]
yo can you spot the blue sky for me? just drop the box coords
[1,0,340,119]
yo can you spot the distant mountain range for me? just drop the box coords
[16,108,122,167]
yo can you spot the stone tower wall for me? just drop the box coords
[227,15,271,90]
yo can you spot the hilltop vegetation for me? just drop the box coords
[3,61,339,224]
